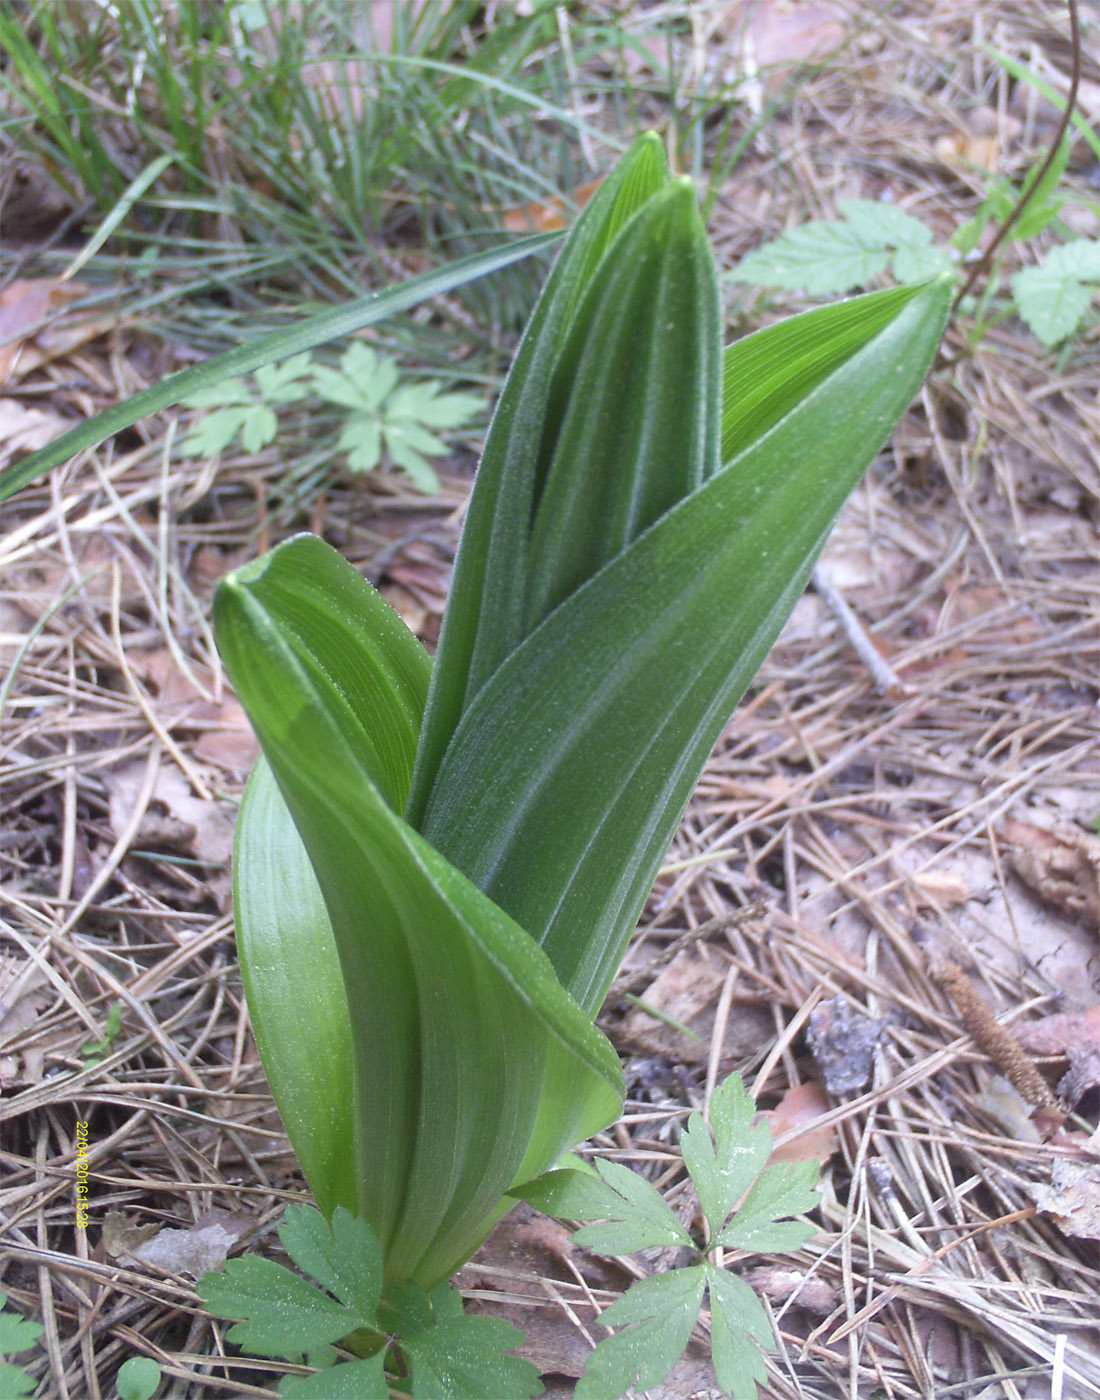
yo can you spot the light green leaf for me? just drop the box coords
[340,416,383,473]
[279,1355,388,1399]
[576,1267,706,1400]
[115,1355,162,1400]
[730,221,890,294]
[240,404,278,453]
[0,1362,36,1398]
[1,229,560,503]
[384,421,448,458]
[197,1255,367,1359]
[835,199,931,248]
[892,243,954,283]
[180,406,252,456]
[0,1294,44,1355]
[339,343,401,409]
[509,1166,630,1218]
[404,1317,543,1400]
[680,1073,771,1240]
[312,364,374,412]
[715,1160,820,1254]
[1012,242,1099,348]
[387,383,482,430]
[255,353,315,402]
[385,439,442,493]
[417,276,951,1011]
[181,377,251,408]
[278,1207,382,1319]
[215,536,623,1287]
[705,1263,773,1400]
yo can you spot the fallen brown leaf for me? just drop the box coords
[766,1081,839,1165]
[1014,1007,1100,1107]
[1001,815,1100,932]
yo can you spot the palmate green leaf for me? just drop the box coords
[680,1073,772,1241]
[404,1317,542,1400]
[278,1207,382,1319]
[576,1267,707,1400]
[215,538,623,1287]
[0,229,560,504]
[418,275,952,1011]
[517,1158,692,1255]
[0,1293,44,1355]
[716,1159,821,1254]
[407,131,671,815]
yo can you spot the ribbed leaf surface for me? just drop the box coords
[215,540,623,1287]
[419,276,952,1011]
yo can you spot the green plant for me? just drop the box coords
[514,1073,819,1400]
[212,130,949,1312]
[0,1292,44,1399]
[81,1000,123,1068]
[115,1355,162,1400]
[198,1204,541,1399]
[180,344,482,493]
[729,138,1098,350]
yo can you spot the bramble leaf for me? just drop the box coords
[716,1159,820,1253]
[680,1073,771,1241]
[576,1267,706,1400]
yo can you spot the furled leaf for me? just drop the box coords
[408,131,671,810]
[197,1256,369,1359]
[278,1355,388,1399]
[705,1263,773,1400]
[715,1160,820,1254]
[576,1267,706,1400]
[215,536,623,1287]
[277,1207,382,1320]
[680,1073,772,1240]
[417,276,952,1011]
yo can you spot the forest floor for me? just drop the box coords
[1,3,1098,1398]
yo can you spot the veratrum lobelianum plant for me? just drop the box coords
[214,133,951,1291]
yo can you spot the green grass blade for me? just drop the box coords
[215,537,622,1287]
[0,231,560,505]
[420,277,952,1011]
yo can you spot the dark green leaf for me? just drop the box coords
[705,1263,773,1400]
[278,1355,388,1399]
[115,1356,162,1400]
[198,1256,367,1359]
[278,1207,382,1319]
[716,1160,820,1254]
[0,1295,44,1355]
[568,1159,693,1255]
[405,1316,543,1400]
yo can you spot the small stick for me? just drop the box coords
[812,563,904,696]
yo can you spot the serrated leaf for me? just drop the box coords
[312,365,372,412]
[384,421,448,458]
[716,1160,820,1254]
[1047,239,1100,281]
[385,439,442,493]
[198,1255,369,1359]
[340,416,383,473]
[240,404,278,453]
[278,1354,388,1399]
[892,244,954,284]
[705,1264,773,1400]
[836,199,931,247]
[339,344,401,410]
[181,406,252,456]
[0,1295,44,1355]
[387,384,482,430]
[255,352,315,401]
[0,1361,36,1398]
[576,1267,706,1400]
[730,221,890,294]
[277,1207,382,1319]
[680,1073,771,1240]
[1011,257,1096,348]
[566,1159,693,1255]
[508,1166,629,1219]
[404,1316,543,1400]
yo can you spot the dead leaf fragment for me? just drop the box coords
[766,1081,838,1164]
[807,997,886,1095]
[620,948,773,1066]
[910,868,971,909]
[105,757,235,866]
[0,952,51,1087]
[1001,817,1100,932]
[115,1210,252,1276]
[1014,1007,1100,1107]
[1031,1135,1100,1240]
[500,178,604,234]
[743,1264,835,1314]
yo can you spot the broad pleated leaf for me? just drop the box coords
[419,276,952,1010]
[407,132,670,821]
[215,539,623,1287]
